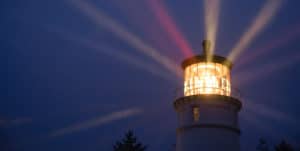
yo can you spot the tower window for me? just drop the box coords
[193,107,200,122]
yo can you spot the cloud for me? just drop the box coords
[50,108,142,137]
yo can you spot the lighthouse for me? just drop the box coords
[174,40,242,151]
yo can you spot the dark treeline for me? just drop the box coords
[112,131,299,151]
[256,138,299,151]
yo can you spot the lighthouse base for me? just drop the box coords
[174,95,242,151]
[176,125,240,151]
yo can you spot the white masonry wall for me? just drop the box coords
[175,96,241,151]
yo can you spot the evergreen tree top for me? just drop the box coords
[113,130,147,151]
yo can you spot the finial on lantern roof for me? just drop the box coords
[202,40,211,56]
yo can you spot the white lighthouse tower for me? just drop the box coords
[174,40,242,151]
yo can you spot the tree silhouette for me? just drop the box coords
[257,138,270,151]
[275,140,294,151]
[113,130,147,151]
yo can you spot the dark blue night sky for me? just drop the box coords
[1,0,300,151]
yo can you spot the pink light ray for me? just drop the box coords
[235,51,300,87]
[110,0,181,62]
[147,0,194,57]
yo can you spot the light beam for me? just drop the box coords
[244,101,297,124]
[68,0,181,77]
[235,51,300,86]
[147,0,193,57]
[50,108,142,137]
[50,28,174,82]
[228,0,282,62]
[204,0,220,57]
[237,23,300,68]
[80,39,173,82]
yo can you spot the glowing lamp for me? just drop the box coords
[182,40,232,96]
[174,40,241,151]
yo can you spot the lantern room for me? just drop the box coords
[182,40,233,96]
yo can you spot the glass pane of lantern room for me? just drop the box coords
[183,62,231,96]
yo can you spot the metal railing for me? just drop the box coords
[174,86,242,100]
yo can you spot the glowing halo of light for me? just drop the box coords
[184,62,231,96]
